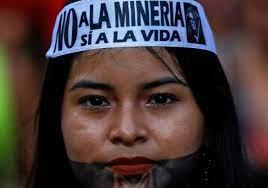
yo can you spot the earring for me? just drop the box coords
[198,148,217,187]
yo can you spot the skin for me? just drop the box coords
[61,47,204,164]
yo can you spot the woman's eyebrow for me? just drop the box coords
[141,77,187,90]
[69,80,115,92]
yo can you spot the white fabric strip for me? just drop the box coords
[46,0,217,59]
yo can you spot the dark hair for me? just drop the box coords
[26,47,250,188]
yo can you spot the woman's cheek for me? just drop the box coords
[146,102,204,158]
[61,109,107,163]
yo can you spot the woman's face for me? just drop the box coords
[62,47,204,167]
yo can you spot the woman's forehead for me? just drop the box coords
[75,47,175,64]
[68,47,185,83]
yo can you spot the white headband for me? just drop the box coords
[46,0,217,59]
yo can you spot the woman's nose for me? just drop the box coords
[108,107,148,146]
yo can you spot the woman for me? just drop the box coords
[27,0,250,187]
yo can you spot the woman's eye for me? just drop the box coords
[147,93,179,106]
[78,95,110,108]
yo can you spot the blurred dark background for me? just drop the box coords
[0,0,267,187]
